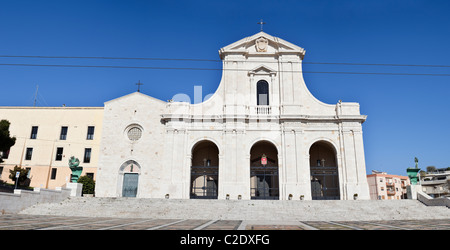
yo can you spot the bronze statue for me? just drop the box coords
[68,156,83,183]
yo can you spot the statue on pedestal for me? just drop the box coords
[406,157,421,185]
[68,156,83,183]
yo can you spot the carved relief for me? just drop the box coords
[255,37,268,52]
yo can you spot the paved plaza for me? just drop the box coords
[1,214,449,230]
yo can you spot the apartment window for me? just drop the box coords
[25,148,33,160]
[83,148,91,163]
[86,126,95,140]
[86,173,94,179]
[60,126,68,140]
[50,168,57,180]
[30,126,38,139]
[26,167,31,178]
[55,147,63,161]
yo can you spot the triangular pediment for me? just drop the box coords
[219,32,305,59]
[104,91,166,105]
[248,64,277,76]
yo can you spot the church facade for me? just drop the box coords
[95,32,370,200]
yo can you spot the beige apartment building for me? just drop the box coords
[367,170,410,200]
[0,107,103,189]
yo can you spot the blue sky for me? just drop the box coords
[0,0,449,175]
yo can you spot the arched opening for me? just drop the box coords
[250,140,279,200]
[190,140,219,199]
[119,160,141,198]
[257,80,269,105]
[309,141,340,200]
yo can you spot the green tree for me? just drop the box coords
[426,166,436,173]
[78,175,95,195]
[0,120,16,163]
[8,165,29,185]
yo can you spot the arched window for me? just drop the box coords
[257,80,269,105]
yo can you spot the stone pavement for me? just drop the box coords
[1,214,449,230]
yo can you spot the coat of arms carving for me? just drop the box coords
[255,37,268,52]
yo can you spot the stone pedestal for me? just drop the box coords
[407,184,422,200]
[63,182,83,197]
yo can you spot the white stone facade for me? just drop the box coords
[95,32,370,200]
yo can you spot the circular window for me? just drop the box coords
[127,127,142,141]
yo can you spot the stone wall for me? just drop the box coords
[417,190,450,208]
[0,187,71,214]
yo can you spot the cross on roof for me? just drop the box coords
[136,80,143,92]
[257,19,266,32]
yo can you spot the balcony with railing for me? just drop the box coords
[253,105,272,115]
[387,189,396,196]
[222,105,279,117]
[386,181,394,187]
[248,105,279,116]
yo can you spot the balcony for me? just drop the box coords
[387,190,396,196]
[252,105,272,115]
[222,105,279,117]
[386,182,394,187]
[164,104,281,121]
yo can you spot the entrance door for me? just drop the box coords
[122,173,139,197]
[190,140,219,199]
[309,141,340,200]
[250,166,279,199]
[249,141,279,200]
[310,167,339,200]
[190,166,218,199]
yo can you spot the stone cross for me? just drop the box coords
[136,80,143,92]
[257,19,266,32]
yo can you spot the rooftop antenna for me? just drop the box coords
[33,85,39,107]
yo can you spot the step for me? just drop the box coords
[19,197,450,221]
